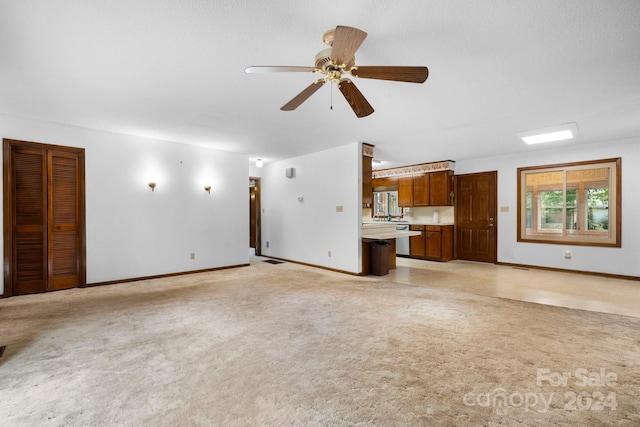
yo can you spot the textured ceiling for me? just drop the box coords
[1,0,639,168]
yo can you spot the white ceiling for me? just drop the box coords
[1,0,639,169]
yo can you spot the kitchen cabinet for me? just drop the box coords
[426,226,443,259]
[409,225,426,257]
[409,224,454,261]
[362,154,372,207]
[412,174,430,206]
[398,170,453,207]
[398,176,413,206]
[372,176,398,188]
[429,171,453,206]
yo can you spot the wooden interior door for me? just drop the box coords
[3,139,85,297]
[455,171,497,263]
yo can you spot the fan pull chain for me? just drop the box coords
[330,84,333,110]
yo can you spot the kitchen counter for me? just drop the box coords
[363,221,454,226]
[361,222,421,240]
[362,230,422,239]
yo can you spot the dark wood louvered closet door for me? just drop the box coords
[3,139,85,297]
[11,147,48,294]
[48,150,81,291]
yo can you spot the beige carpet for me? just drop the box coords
[1,261,639,426]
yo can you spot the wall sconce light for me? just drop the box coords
[204,185,211,194]
[256,158,263,168]
[148,182,156,192]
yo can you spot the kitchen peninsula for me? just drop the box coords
[361,222,421,275]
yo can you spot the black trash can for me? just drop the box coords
[370,241,391,276]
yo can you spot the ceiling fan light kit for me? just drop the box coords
[245,26,429,118]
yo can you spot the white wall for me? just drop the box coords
[260,143,361,273]
[1,115,249,293]
[455,137,640,277]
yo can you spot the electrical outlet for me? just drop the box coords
[190,252,195,260]
[564,250,572,259]
[500,206,509,212]
[266,241,269,248]
[328,251,332,257]
[336,206,343,213]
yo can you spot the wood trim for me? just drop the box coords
[250,177,261,255]
[496,262,640,282]
[373,160,455,178]
[3,141,15,297]
[87,264,250,287]
[516,157,621,172]
[263,256,363,277]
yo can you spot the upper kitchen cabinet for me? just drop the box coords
[372,176,399,188]
[362,143,374,208]
[400,170,453,207]
[362,155,372,207]
[412,174,430,206]
[398,176,413,206]
[428,170,453,206]
[372,160,455,208]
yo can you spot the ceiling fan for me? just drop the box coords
[245,25,429,118]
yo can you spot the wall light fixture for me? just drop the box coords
[148,182,156,192]
[204,185,212,194]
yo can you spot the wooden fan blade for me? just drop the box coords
[245,66,317,73]
[281,79,326,111]
[338,78,374,118]
[330,26,368,66]
[350,66,429,83]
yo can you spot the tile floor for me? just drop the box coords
[390,257,640,318]
[252,251,639,318]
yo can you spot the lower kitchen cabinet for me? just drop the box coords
[426,227,442,259]
[409,225,426,258]
[409,224,454,261]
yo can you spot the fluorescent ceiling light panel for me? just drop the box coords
[517,123,578,145]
